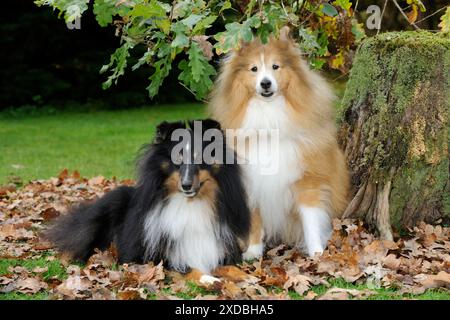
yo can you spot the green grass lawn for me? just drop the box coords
[0,103,205,185]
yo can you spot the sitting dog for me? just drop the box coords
[45,119,251,284]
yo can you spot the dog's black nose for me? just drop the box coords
[181,183,192,191]
[260,78,271,89]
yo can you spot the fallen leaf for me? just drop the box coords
[88,176,105,186]
[319,287,376,300]
[91,287,115,300]
[16,277,48,294]
[304,290,318,300]
[117,288,146,300]
[0,184,16,197]
[221,281,243,299]
[41,207,60,221]
[283,273,312,296]
[382,254,401,270]
[87,248,116,268]
[415,271,450,290]
[58,169,69,180]
[32,266,48,274]
[55,275,91,299]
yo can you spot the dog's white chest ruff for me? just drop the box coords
[143,194,229,273]
[238,96,304,239]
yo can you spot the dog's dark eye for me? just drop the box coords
[251,66,258,72]
[272,64,279,70]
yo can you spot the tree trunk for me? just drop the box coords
[338,31,450,240]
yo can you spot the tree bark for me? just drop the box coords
[338,31,450,239]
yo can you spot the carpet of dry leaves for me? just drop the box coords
[1,170,449,300]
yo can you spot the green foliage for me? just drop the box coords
[322,3,338,17]
[100,42,132,89]
[35,0,90,22]
[31,0,448,100]
[93,0,131,27]
[178,42,217,100]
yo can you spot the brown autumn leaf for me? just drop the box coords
[123,261,165,286]
[415,271,450,290]
[117,288,146,300]
[87,248,117,268]
[283,268,312,296]
[304,290,318,300]
[192,35,214,61]
[0,184,16,197]
[8,266,29,275]
[88,176,105,186]
[261,267,287,287]
[0,280,17,293]
[120,179,135,186]
[403,237,423,257]
[167,273,189,294]
[0,224,34,241]
[107,270,122,283]
[58,169,69,180]
[319,287,376,300]
[91,287,116,300]
[16,277,48,294]
[362,239,398,266]
[241,282,269,298]
[382,254,401,270]
[221,281,244,299]
[54,275,92,299]
[32,266,48,274]
[266,244,286,257]
[317,249,363,282]
[0,276,15,286]
[41,207,60,221]
[72,170,81,180]
[33,239,54,251]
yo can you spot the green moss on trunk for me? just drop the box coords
[338,31,450,235]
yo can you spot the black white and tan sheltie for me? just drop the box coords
[45,119,250,284]
[209,26,350,259]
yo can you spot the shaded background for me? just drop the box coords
[0,0,196,111]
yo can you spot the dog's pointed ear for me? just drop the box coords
[155,121,170,143]
[235,35,261,54]
[233,39,250,55]
[279,25,292,42]
[154,121,185,143]
[238,38,249,49]
[202,119,222,131]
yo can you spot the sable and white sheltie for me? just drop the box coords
[45,119,250,283]
[209,27,350,259]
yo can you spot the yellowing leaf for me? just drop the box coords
[438,6,450,34]
[333,0,352,11]
[156,18,170,34]
[407,0,426,12]
[330,51,345,70]
[406,4,418,24]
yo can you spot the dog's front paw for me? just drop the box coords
[306,245,325,258]
[199,274,221,286]
[242,243,264,261]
